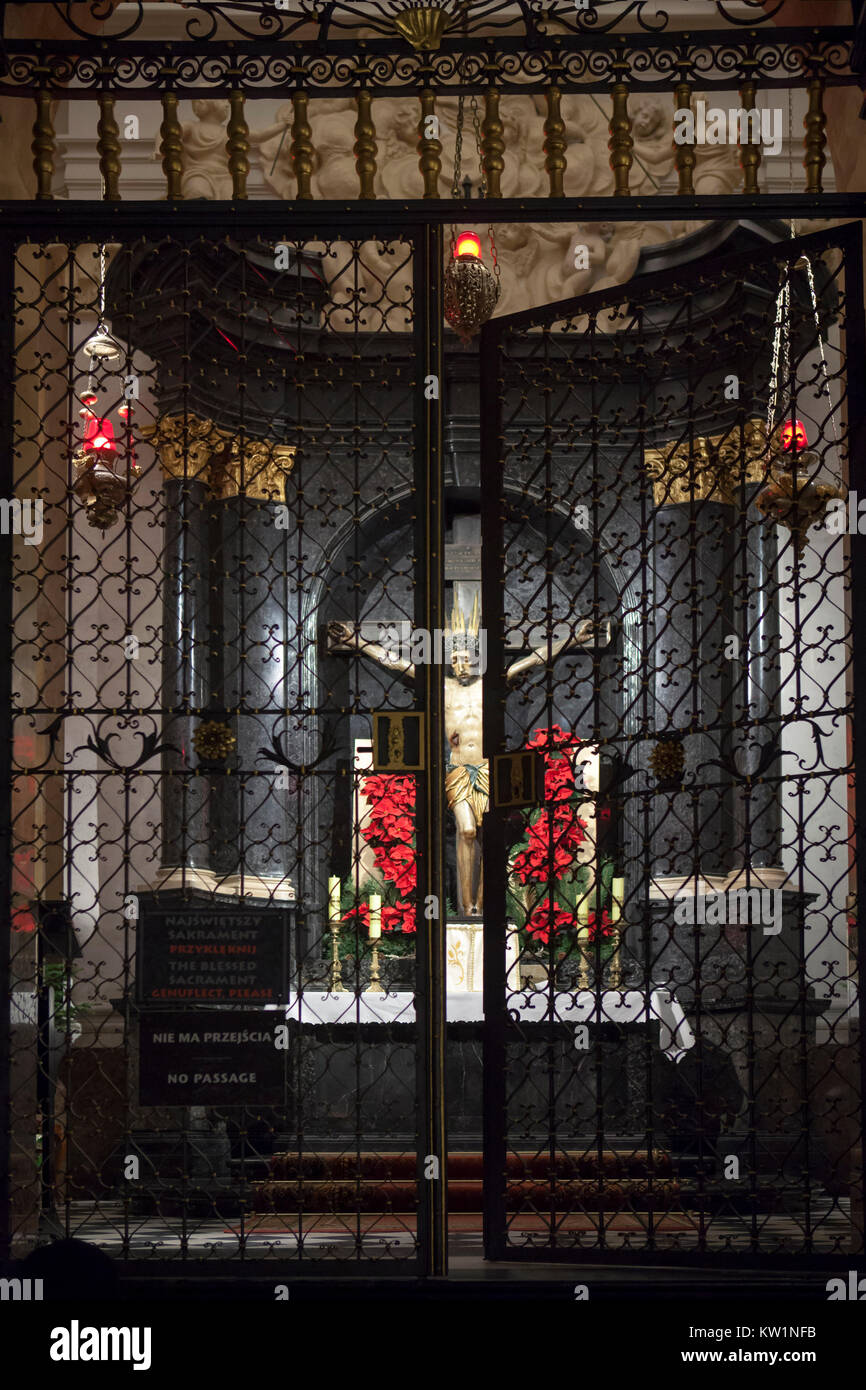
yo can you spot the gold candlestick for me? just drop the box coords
[366,894,386,994]
[576,890,591,989]
[608,878,625,989]
[327,876,345,993]
[607,931,623,990]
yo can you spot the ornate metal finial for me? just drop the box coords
[649,738,685,786]
[393,4,452,51]
[192,721,237,762]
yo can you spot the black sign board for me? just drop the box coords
[138,1010,285,1106]
[136,900,290,1007]
[372,711,425,770]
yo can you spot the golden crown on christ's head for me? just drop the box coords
[449,592,482,680]
[450,592,480,640]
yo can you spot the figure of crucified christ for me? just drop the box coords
[327,614,610,917]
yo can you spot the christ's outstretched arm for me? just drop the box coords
[505,617,611,684]
[327,620,416,680]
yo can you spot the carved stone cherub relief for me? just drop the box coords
[178,92,742,324]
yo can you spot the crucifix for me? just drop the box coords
[328,516,610,916]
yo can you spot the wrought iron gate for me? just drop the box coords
[4,208,866,1279]
[480,221,866,1261]
[1,213,447,1272]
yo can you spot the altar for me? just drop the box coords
[283,987,694,1064]
[276,980,695,1151]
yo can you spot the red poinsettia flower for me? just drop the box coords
[361,773,416,810]
[586,907,614,942]
[373,842,416,897]
[11,906,36,933]
[355,772,418,907]
[513,804,588,885]
[368,791,413,819]
[526,725,582,754]
[525,898,575,944]
[383,901,416,935]
[527,805,587,852]
[342,902,371,927]
[363,806,415,843]
[543,755,576,803]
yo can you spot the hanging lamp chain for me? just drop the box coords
[767,266,790,436]
[767,242,841,481]
[469,88,500,279]
[451,91,464,201]
[470,92,484,198]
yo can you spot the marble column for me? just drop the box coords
[644,419,777,886]
[141,414,230,892]
[644,420,814,1177]
[212,436,296,901]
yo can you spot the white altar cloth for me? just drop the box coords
[281,987,694,1063]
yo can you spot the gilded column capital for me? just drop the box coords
[215,438,296,502]
[645,416,769,506]
[140,413,231,483]
[142,413,295,501]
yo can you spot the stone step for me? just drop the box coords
[253,1176,685,1214]
[267,1149,674,1181]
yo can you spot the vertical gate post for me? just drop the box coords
[415,221,447,1275]
[0,237,13,1259]
[479,318,508,1261]
[843,222,866,1250]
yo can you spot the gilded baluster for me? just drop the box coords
[481,88,504,199]
[673,80,695,196]
[354,90,377,200]
[418,89,442,199]
[97,93,121,201]
[543,85,567,199]
[226,90,249,200]
[738,72,761,195]
[32,90,55,201]
[804,72,826,195]
[608,53,633,198]
[291,91,313,200]
[160,91,184,200]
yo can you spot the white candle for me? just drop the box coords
[611,878,625,924]
[328,876,341,925]
[368,894,382,940]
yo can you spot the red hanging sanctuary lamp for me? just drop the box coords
[753,250,844,552]
[72,244,140,530]
[453,231,482,260]
[443,90,501,344]
[73,388,139,531]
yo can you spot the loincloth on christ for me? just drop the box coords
[445,758,490,824]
